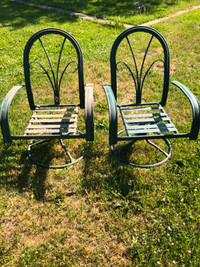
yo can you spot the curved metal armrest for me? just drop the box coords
[85,84,94,141]
[171,81,200,140]
[0,84,24,143]
[103,85,118,145]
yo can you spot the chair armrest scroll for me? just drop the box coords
[0,84,24,143]
[103,85,118,145]
[171,81,200,140]
[85,84,94,141]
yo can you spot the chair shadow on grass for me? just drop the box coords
[1,136,159,203]
[17,139,71,200]
[81,136,161,216]
[82,139,139,199]
[0,140,53,201]
[17,151,48,201]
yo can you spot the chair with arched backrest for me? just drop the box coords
[103,26,200,168]
[0,28,94,169]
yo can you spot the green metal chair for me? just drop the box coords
[103,26,200,168]
[0,28,94,169]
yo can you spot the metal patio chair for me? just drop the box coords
[103,26,200,168]
[0,28,94,169]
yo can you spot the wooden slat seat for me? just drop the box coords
[24,107,78,136]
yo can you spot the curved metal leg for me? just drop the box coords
[111,139,172,168]
[28,138,89,169]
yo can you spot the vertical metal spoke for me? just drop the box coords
[124,35,156,103]
[39,37,56,91]
[126,36,139,89]
[139,35,154,93]
[57,37,67,91]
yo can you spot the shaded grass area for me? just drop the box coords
[14,0,200,25]
[0,0,200,265]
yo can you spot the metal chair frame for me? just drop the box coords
[0,28,94,169]
[103,26,200,168]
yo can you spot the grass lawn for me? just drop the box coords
[0,0,200,266]
[17,0,200,25]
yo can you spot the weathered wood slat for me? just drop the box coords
[26,124,76,130]
[25,128,76,134]
[35,108,78,112]
[32,114,77,118]
[30,118,77,123]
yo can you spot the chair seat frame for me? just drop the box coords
[1,84,93,142]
